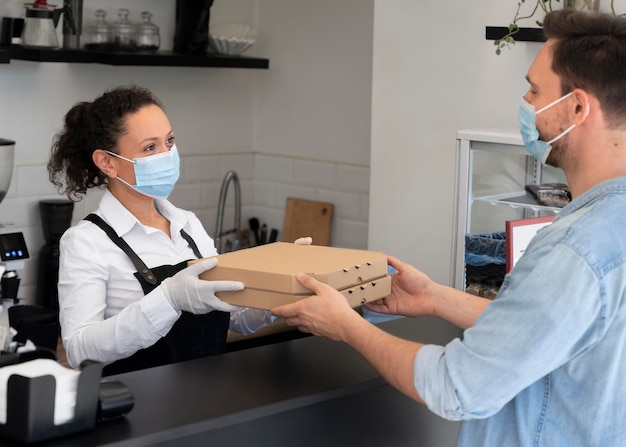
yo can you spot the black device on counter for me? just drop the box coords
[0,232,29,262]
[98,380,135,422]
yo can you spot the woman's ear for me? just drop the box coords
[92,149,115,178]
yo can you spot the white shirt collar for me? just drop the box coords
[99,189,189,237]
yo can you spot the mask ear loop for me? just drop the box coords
[546,123,576,145]
[544,91,589,145]
[102,150,136,187]
[536,92,574,114]
[105,150,134,163]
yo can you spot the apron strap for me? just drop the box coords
[180,229,203,259]
[82,214,227,376]
[83,213,158,287]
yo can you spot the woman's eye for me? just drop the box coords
[167,136,175,146]
[144,144,156,152]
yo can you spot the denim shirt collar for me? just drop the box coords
[556,176,626,220]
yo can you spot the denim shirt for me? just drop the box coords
[415,177,626,447]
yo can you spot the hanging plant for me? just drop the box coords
[495,0,617,54]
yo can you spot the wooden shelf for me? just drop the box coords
[485,26,545,42]
[0,45,269,69]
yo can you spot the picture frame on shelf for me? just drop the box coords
[505,215,555,272]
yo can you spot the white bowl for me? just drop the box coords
[209,24,256,56]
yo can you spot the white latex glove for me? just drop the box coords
[294,237,313,245]
[162,258,244,314]
[230,307,276,335]
[227,236,310,333]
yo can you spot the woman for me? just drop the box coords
[48,85,273,375]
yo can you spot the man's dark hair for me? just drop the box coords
[543,9,626,126]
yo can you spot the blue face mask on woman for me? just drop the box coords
[106,145,180,199]
[518,92,575,165]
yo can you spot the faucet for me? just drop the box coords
[214,170,241,253]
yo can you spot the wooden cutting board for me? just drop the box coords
[281,198,334,246]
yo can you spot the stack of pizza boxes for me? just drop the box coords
[199,242,391,309]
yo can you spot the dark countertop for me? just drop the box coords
[3,316,462,446]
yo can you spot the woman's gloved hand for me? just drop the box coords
[162,258,244,314]
[230,307,276,335]
[294,237,312,245]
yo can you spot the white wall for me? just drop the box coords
[0,0,375,304]
[254,0,373,164]
[252,0,373,247]
[369,0,543,285]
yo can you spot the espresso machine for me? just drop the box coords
[0,139,29,352]
[0,139,29,305]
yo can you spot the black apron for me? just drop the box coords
[83,214,230,376]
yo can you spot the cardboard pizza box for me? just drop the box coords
[200,242,388,293]
[217,275,391,309]
[198,242,390,309]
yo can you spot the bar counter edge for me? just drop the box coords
[4,316,462,447]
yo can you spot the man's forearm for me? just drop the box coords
[430,284,491,330]
[341,316,425,404]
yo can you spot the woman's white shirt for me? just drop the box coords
[58,189,261,368]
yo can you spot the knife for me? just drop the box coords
[268,228,278,243]
[249,218,260,246]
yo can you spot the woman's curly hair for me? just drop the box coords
[48,85,163,201]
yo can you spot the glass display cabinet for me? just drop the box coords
[451,128,565,290]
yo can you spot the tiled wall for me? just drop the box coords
[252,154,370,249]
[0,153,370,305]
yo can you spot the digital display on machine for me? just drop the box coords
[0,232,29,261]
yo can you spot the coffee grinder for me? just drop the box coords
[35,199,73,314]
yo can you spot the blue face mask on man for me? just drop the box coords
[105,145,180,199]
[518,92,575,165]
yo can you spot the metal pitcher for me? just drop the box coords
[22,0,76,48]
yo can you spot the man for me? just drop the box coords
[272,10,626,446]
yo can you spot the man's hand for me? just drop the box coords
[271,272,361,341]
[364,255,438,318]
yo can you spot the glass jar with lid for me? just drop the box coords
[112,8,136,51]
[135,11,160,51]
[83,9,113,51]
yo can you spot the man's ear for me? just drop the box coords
[572,88,591,125]
[92,149,115,177]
